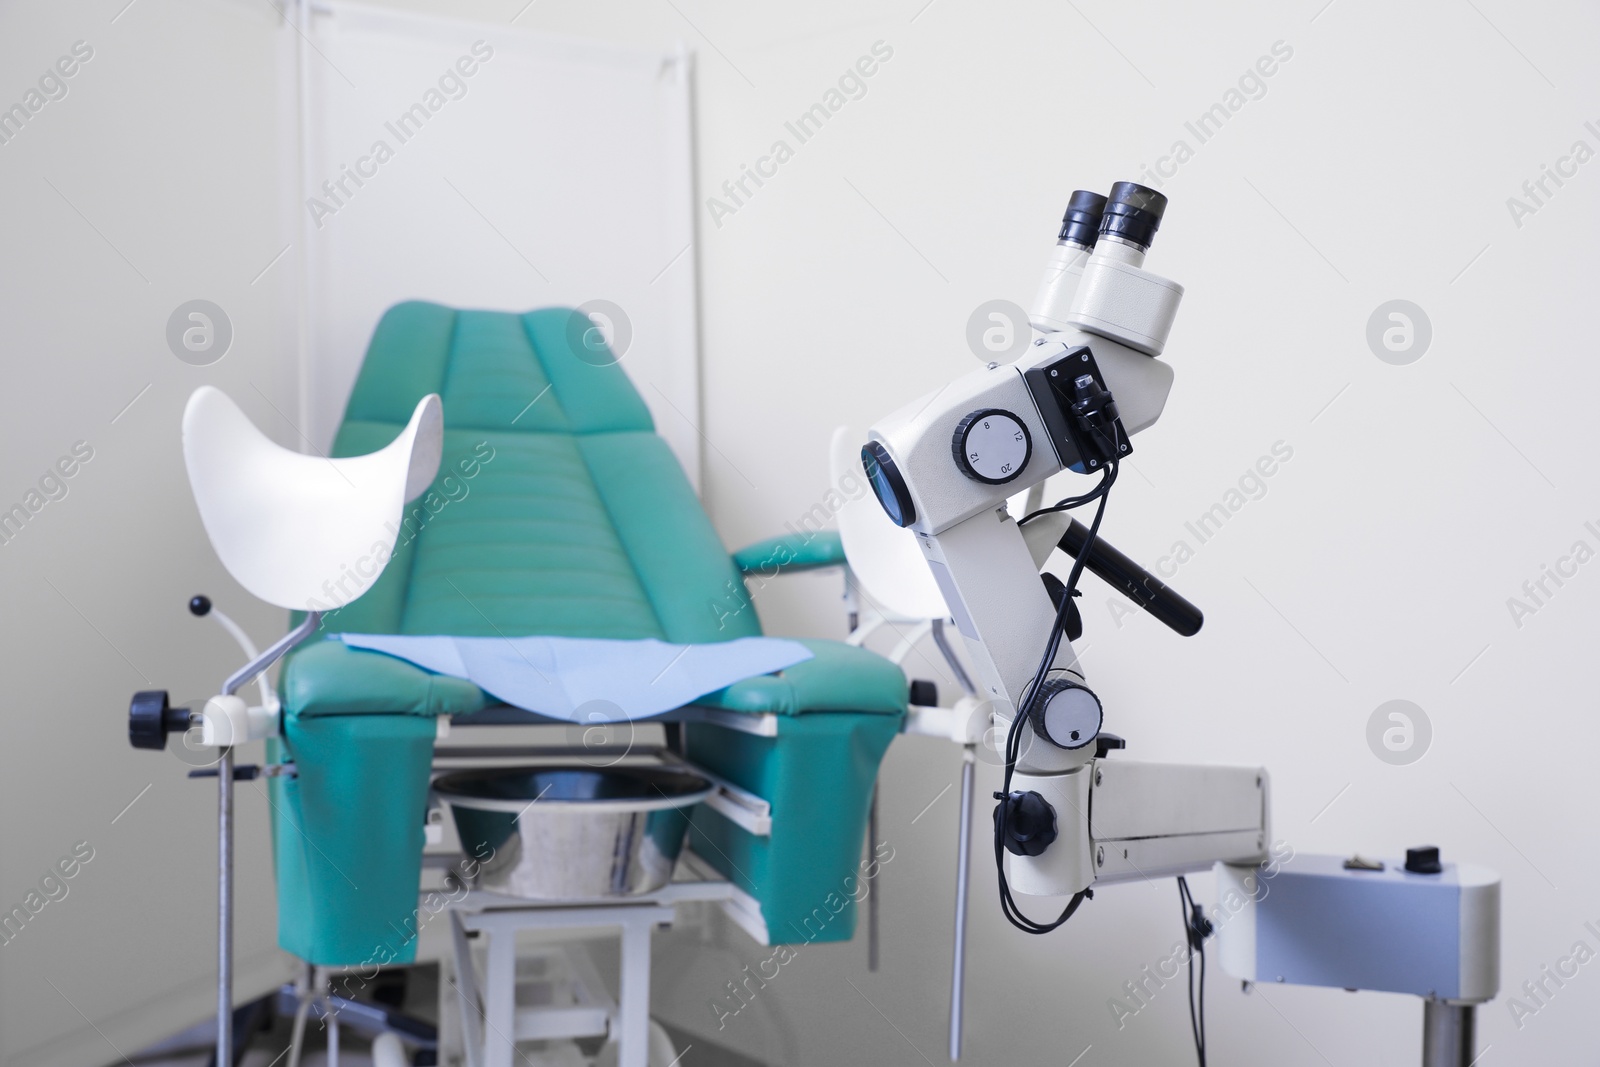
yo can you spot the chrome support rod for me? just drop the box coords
[214,609,318,1067]
[867,787,880,972]
[223,611,321,697]
[949,746,976,1061]
[218,743,234,1067]
[930,617,977,697]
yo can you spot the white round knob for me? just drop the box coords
[1030,679,1102,750]
[952,408,1031,484]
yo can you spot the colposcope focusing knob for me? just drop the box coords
[1029,677,1103,750]
[994,790,1058,857]
[952,408,1031,485]
[129,689,189,751]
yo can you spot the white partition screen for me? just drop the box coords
[296,4,701,483]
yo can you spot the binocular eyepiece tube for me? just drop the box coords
[1034,181,1173,335]
[1055,182,1168,252]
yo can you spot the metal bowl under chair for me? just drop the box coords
[434,764,713,899]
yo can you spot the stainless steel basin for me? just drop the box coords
[433,764,713,899]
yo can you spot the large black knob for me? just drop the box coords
[994,790,1058,857]
[129,690,189,751]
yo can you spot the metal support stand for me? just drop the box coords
[453,904,671,1067]
[446,881,731,1067]
[1422,1000,1475,1067]
[931,614,980,1062]
[948,747,975,1061]
[867,786,880,972]
[211,610,320,1067]
[217,746,234,1067]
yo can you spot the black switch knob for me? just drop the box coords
[994,790,1058,857]
[1405,845,1442,875]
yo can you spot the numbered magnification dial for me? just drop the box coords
[952,408,1032,485]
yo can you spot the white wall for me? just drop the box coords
[296,5,704,481]
[0,2,302,1063]
[471,2,1596,1064]
[4,1,1598,1064]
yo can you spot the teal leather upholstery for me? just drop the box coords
[731,530,846,575]
[270,302,905,966]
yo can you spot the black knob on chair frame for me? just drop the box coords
[128,690,190,750]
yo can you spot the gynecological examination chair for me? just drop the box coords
[131,301,911,1066]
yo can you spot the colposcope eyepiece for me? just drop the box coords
[1098,181,1168,251]
[1058,189,1108,247]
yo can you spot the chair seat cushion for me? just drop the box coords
[282,638,490,720]
[282,635,905,720]
[692,639,906,716]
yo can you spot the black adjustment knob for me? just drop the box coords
[951,408,1031,484]
[994,790,1057,857]
[189,595,212,617]
[908,679,939,707]
[1028,677,1103,750]
[1405,845,1442,875]
[129,690,189,751]
[1095,732,1127,758]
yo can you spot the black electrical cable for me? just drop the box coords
[1016,465,1117,527]
[1176,875,1211,1066]
[993,461,1117,934]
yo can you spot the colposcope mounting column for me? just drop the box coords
[1423,1001,1475,1067]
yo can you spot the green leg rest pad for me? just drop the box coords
[269,715,437,967]
[268,710,901,962]
[686,711,903,945]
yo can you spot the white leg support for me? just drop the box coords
[449,911,486,1067]
[451,903,676,1067]
[484,924,519,1067]
[617,916,654,1067]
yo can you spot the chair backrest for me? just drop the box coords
[322,302,758,644]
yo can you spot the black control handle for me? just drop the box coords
[1057,520,1204,637]
[129,690,194,751]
